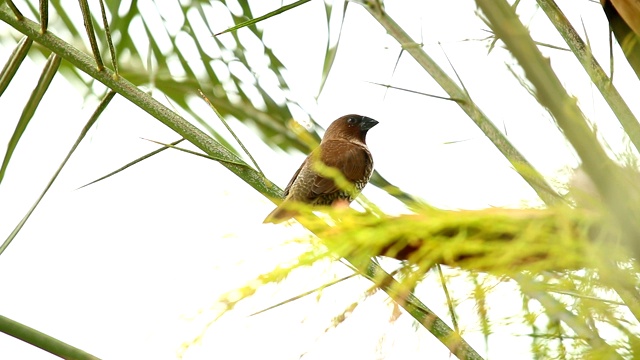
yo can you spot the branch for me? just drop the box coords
[359,0,560,206]
[475,0,640,260]
[0,315,100,360]
[0,3,280,200]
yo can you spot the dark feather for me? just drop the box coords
[311,140,372,198]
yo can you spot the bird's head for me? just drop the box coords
[322,114,379,144]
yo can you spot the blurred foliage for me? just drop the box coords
[7,0,312,152]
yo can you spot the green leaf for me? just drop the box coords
[0,91,116,256]
[215,0,312,36]
[317,1,348,97]
[0,52,60,184]
[0,36,32,96]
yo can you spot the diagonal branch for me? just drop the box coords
[475,0,640,259]
[0,5,481,359]
[0,315,100,360]
[536,0,640,154]
[360,0,560,206]
[0,3,281,200]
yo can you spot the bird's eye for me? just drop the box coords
[347,117,357,125]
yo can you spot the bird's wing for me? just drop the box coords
[282,161,304,197]
[264,161,307,223]
[311,140,371,198]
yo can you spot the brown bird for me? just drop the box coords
[264,114,378,223]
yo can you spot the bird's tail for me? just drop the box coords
[263,201,299,224]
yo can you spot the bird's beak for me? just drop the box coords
[360,116,379,131]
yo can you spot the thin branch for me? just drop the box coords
[515,274,619,357]
[536,0,640,154]
[215,0,312,36]
[0,91,116,256]
[250,273,359,317]
[78,0,104,70]
[476,0,640,258]
[38,0,46,32]
[0,36,33,96]
[78,138,185,189]
[359,0,560,206]
[98,0,118,76]
[198,89,267,179]
[0,4,281,200]
[0,315,100,360]
[0,52,60,185]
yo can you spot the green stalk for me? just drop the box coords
[0,315,100,360]
[475,0,640,255]
[537,0,640,154]
[0,3,280,200]
[0,5,480,358]
[476,1,640,356]
[360,0,559,206]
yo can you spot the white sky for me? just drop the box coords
[1,0,640,359]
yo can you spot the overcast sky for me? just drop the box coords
[1,0,639,359]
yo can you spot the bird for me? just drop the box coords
[264,114,379,223]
